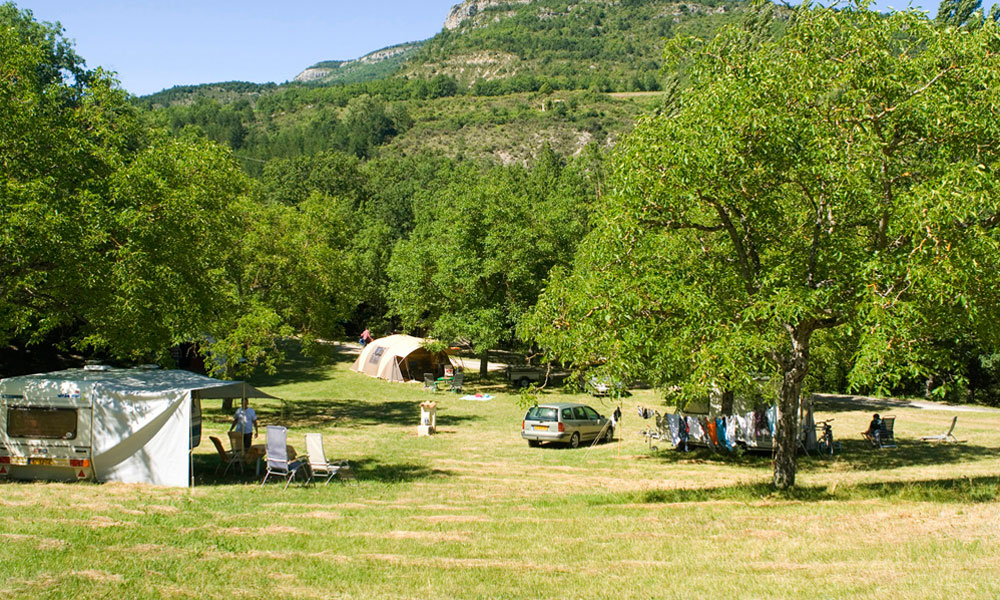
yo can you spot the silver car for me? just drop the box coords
[521,402,613,448]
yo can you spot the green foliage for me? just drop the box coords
[526,4,1000,486]
[387,147,593,355]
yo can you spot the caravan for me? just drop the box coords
[0,366,274,487]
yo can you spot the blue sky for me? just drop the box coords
[10,0,980,96]
[14,1,460,95]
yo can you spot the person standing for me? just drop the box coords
[230,398,258,450]
[360,328,373,346]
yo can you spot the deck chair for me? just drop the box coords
[210,436,242,475]
[920,416,960,443]
[423,373,437,392]
[304,433,352,485]
[878,416,897,448]
[449,371,464,393]
[260,426,310,489]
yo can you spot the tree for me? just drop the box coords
[0,5,260,369]
[525,4,1000,488]
[387,149,592,374]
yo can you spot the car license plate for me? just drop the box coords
[533,425,548,431]
[30,457,54,465]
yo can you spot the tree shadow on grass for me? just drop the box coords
[249,340,358,388]
[192,454,453,487]
[640,438,997,473]
[203,398,484,430]
[585,475,1000,506]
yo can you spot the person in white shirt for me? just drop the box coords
[230,398,258,450]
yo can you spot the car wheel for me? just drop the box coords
[518,377,530,388]
[528,439,540,448]
[603,426,614,443]
[568,432,581,449]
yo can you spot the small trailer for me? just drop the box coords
[0,366,274,487]
[507,366,547,388]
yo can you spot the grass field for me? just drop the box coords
[2,347,999,599]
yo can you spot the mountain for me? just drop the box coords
[141,0,761,166]
[293,42,425,86]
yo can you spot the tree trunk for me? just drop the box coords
[479,350,489,378]
[222,398,234,412]
[772,325,812,489]
[721,389,735,416]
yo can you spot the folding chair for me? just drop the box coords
[423,373,438,392]
[920,416,961,443]
[227,431,247,472]
[878,416,897,448]
[260,426,310,489]
[210,436,243,475]
[305,433,352,485]
[449,371,464,393]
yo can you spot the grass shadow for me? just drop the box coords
[191,454,454,486]
[203,398,483,430]
[582,475,1000,505]
[638,437,997,473]
[250,339,358,388]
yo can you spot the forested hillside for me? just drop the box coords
[139,0,761,167]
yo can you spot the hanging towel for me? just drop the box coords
[754,408,769,439]
[767,405,778,437]
[716,417,731,450]
[666,414,681,446]
[686,416,705,443]
[726,416,737,450]
[706,419,719,447]
[739,412,756,447]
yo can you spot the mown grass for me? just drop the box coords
[2,347,999,599]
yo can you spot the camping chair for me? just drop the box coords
[876,416,897,448]
[449,371,464,393]
[920,416,961,443]
[304,433,353,485]
[423,373,438,392]
[210,436,242,475]
[260,426,311,489]
[228,430,247,471]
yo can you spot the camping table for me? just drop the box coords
[247,444,297,476]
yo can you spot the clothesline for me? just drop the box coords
[639,405,779,451]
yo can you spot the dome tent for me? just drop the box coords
[351,335,453,383]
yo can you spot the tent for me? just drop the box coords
[350,335,453,383]
[0,367,275,487]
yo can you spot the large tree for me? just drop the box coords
[526,3,1000,488]
[1,5,255,367]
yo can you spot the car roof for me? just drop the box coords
[532,402,589,409]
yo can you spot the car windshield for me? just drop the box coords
[525,407,558,421]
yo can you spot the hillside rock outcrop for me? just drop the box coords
[444,0,532,30]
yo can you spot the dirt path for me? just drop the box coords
[815,393,1000,413]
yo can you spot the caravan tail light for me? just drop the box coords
[558,422,565,432]
[69,459,90,468]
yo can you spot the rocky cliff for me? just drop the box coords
[444,0,533,30]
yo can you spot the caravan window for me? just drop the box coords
[6,406,78,440]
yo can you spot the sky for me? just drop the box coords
[10,0,983,97]
[13,1,461,96]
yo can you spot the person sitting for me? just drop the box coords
[863,413,882,447]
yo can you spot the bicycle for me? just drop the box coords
[815,419,837,456]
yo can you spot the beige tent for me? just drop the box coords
[350,335,453,383]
